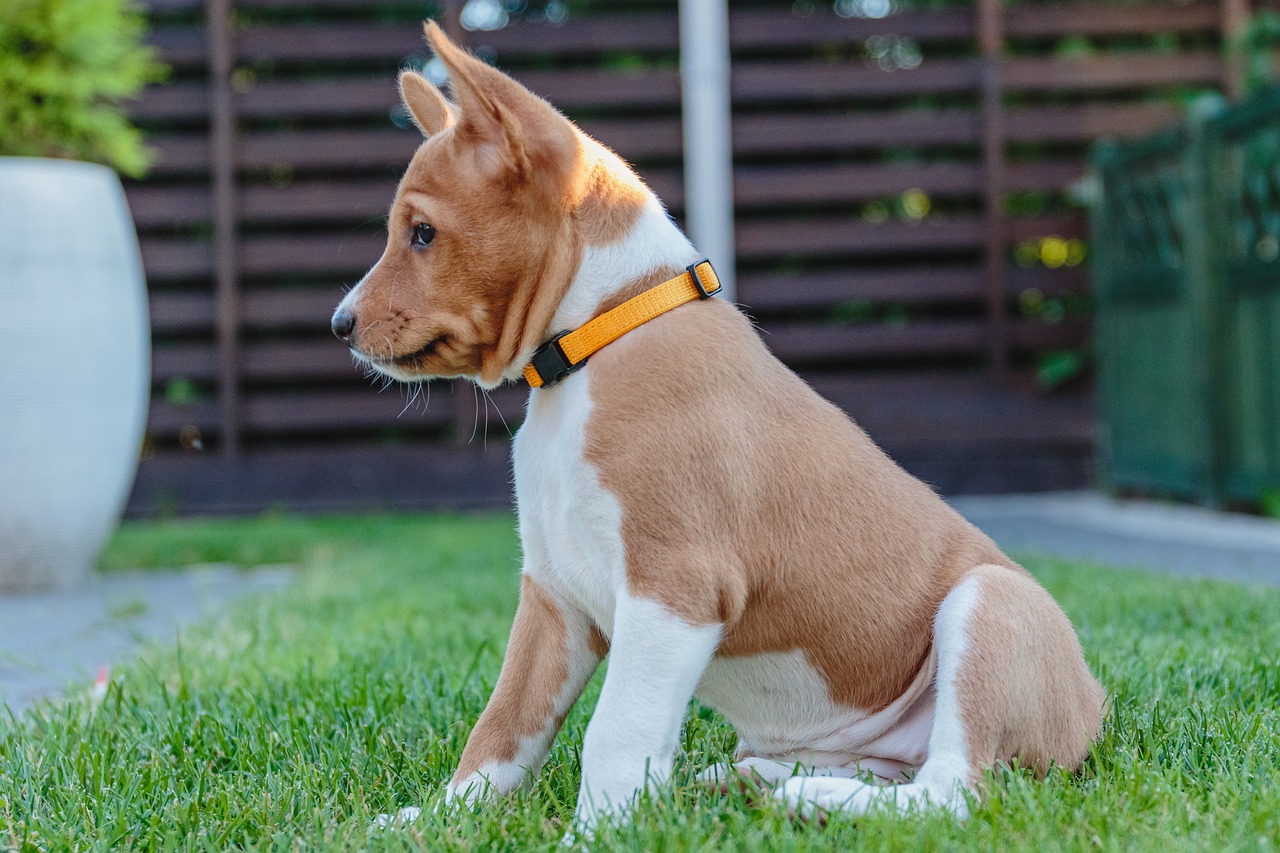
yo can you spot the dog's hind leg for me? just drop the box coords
[775,565,1103,820]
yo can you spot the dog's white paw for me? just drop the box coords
[442,772,497,809]
[369,805,422,831]
[559,822,596,850]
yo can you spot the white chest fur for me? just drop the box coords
[513,369,626,636]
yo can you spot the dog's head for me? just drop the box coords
[331,22,648,389]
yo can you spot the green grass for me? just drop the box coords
[4,513,1280,851]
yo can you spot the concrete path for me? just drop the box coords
[953,492,1280,587]
[0,564,292,714]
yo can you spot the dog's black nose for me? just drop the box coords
[331,308,356,340]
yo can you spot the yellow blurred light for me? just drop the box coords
[1039,236,1069,268]
[901,188,930,220]
[1065,239,1087,267]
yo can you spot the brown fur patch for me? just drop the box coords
[584,300,1019,711]
[454,575,571,778]
[955,565,1106,776]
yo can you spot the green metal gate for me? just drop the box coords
[1092,86,1280,507]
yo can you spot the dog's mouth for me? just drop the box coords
[350,335,447,369]
[390,335,448,367]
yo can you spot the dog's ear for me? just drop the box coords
[398,69,456,137]
[423,20,578,183]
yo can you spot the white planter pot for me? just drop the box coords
[0,158,150,592]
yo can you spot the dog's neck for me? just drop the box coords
[550,189,700,336]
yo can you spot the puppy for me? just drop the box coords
[333,22,1105,834]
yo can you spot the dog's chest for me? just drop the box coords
[513,370,626,635]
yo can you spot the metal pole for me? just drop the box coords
[978,0,1008,382]
[679,0,736,301]
[208,0,240,456]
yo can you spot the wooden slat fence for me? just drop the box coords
[124,0,1261,515]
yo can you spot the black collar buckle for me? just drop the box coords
[686,258,721,299]
[528,331,584,388]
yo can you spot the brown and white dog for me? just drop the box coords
[332,22,1105,834]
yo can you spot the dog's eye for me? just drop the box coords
[411,223,436,248]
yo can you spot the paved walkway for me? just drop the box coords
[952,492,1280,587]
[0,564,292,714]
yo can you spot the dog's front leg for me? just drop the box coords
[572,596,721,833]
[446,573,605,807]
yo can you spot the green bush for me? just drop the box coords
[0,0,166,177]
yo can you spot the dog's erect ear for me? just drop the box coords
[398,69,456,137]
[422,20,578,182]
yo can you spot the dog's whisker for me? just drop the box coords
[468,382,481,445]
[484,388,513,439]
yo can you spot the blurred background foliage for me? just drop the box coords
[0,0,167,176]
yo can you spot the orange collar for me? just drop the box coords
[523,259,721,388]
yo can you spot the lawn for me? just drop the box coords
[3,512,1279,851]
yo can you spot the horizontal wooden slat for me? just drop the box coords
[243,289,344,328]
[126,184,211,227]
[1007,102,1182,143]
[240,233,384,277]
[244,388,454,432]
[1004,53,1221,91]
[1009,266,1089,297]
[733,59,979,104]
[238,128,419,171]
[149,291,214,332]
[1011,317,1090,350]
[730,264,1088,312]
[734,162,982,208]
[239,76,399,119]
[1004,4,1219,38]
[762,318,1087,364]
[131,82,208,122]
[148,400,217,434]
[152,341,215,381]
[731,7,974,49]
[240,180,398,224]
[147,134,211,175]
[146,27,206,69]
[237,23,426,64]
[740,267,984,310]
[245,341,357,382]
[150,388,458,434]
[737,216,983,260]
[140,236,212,280]
[509,69,680,110]
[1005,160,1087,192]
[1007,213,1087,241]
[805,372,1094,448]
[763,318,991,363]
[151,289,347,333]
[733,111,980,154]
[143,0,206,13]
